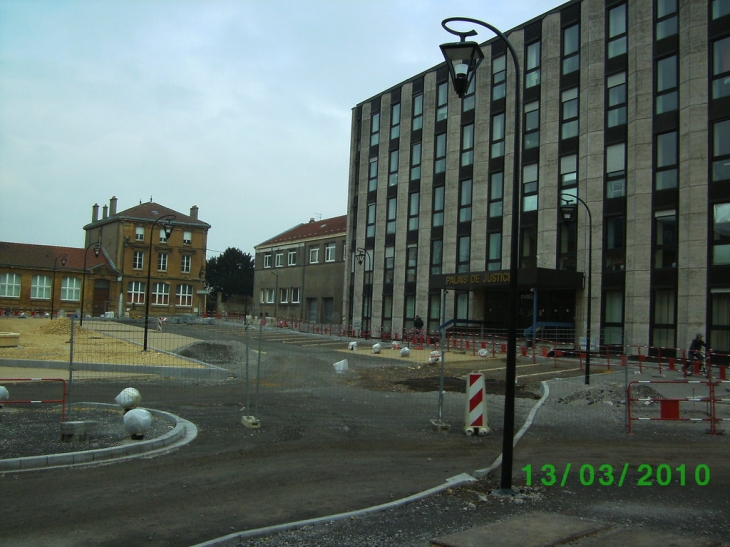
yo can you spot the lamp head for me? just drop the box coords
[559,203,578,224]
[163,222,174,240]
[93,245,101,258]
[61,255,68,266]
[440,40,484,98]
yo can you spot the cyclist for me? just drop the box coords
[685,333,708,375]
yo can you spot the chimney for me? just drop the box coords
[92,203,99,222]
[102,205,108,219]
[190,205,199,220]
[110,196,118,216]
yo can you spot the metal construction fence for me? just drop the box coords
[2,316,729,438]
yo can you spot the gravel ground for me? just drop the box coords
[0,403,174,459]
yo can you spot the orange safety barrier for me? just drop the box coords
[627,379,718,435]
[0,378,68,421]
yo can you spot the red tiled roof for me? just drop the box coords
[0,242,112,272]
[85,201,210,228]
[256,215,347,248]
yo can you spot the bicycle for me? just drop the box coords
[683,350,709,377]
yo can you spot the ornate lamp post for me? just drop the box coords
[143,214,175,351]
[51,254,68,320]
[79,242,101,326]
[355,247,372,337]
[560,194,593,386]
[440,17,521,493]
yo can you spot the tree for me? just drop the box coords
[205,248,254,304]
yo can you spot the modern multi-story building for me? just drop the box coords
[253,215,347,324]
[344,0,730,354]
[84,197,211,318]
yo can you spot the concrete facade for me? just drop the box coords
[344,0,730,353]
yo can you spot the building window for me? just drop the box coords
[603,290,624,345]
[487,232,502,271]
[286,250,296,266]
[127,281,145,304]
[0,273,21,297]
[491,113,505,158]
[607,3,627,59]
[713,0,730,20]
[263,254,271,268]
[181,255,192,273]
[412,92,423,131]
[561,88,579,140]
[30,275,51,299]
[366,203,376,238]
[457,236,470,273]
[410,142,422,181]
[159,228,170,244]
[370,110,380,146]
[459,179,472,223]
[604,215,626,271]
[432,185,445,227]
[558,212,577,271]
[712,37,730,100]
[656,0,678,41]
[135,226,145,241]
[408,191,420,231]
[158,252,168,272]
[710,291,730,353]
[455,291,469,322]
[291,287,300,303]
[384,246,395,284]
[461,123,474,166]
[406,245,418,283]
[489,171,503,218]
[655,131,678,190]
[434,133,446,174]
[275,252,283,268]
[386,197,397,235]
[176,284,193,306]
[436,81,448,122]
[560,154,578,203]
[713,202,730,265]
[279,288,289,304]
[462,77,476,112]
[654,210,677,269]
[525,41,541,88]
[523,163,539,212]
[325,243,336,262]
[428,292,441,331]
[390,102,401,140]
[152,282,170,305]
[562,24,580,75]
[492,54,506,100]
[133,251,144,270]
[61,277,81,301]
[520,227,537,269]
[183,230,192,245]
[368,156,378,192]
[607,72,627,127]
[606,143,627,198]
[309,246,320,264]
[653,289,676,349]
[264,288,274,304]
[712,119,730,182]
[656,55,678,114]
[524,101,540,149]
[430,240,443,275]
[382,295,393,331]
[404,295,415,326]
[388,149,399,186]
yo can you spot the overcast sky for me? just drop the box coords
[0,0,565,259]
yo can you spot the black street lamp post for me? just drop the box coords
[143,215,175,351]
[560,194,593,385]
[440,17,521,493]
[355,248,372,337]
[79,242,101,326]
[51,253,68,320]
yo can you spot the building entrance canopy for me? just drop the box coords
[430,267,584,292]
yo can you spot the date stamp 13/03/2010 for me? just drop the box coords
[522,463,710,487]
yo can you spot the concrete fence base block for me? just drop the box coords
[430,419,450,433]
[241,415,260,429]
[0,333,20,348]
[60,420,98,442]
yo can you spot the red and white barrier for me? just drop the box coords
[464,372,489,436]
